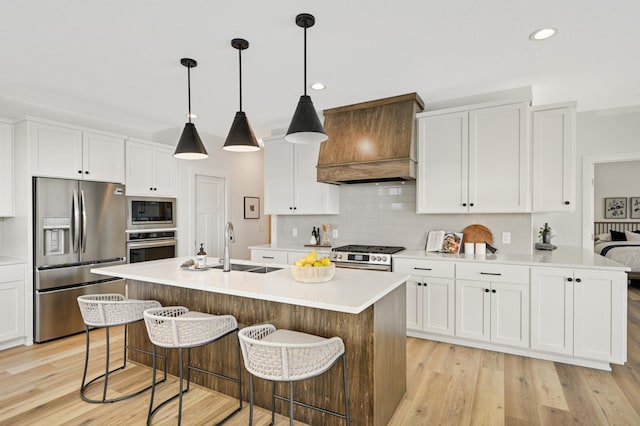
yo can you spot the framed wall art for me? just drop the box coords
[244,196,260,219]
[631,197,640,219]
[604,197,627,219]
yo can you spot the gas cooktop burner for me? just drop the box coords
[332,245,405,255]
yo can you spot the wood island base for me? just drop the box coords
[127,279,406,426]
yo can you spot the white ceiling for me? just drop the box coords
[1,0,639,140]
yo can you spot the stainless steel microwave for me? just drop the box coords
[126,197,177,230]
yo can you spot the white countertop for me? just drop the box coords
[91,257,409,314]
[249,243,332,252]
[0,257,26,266]
[395,245,630,271]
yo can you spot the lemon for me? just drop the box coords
[320,257,331,266]
[294,260,304,266]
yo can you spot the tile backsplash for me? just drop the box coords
[276,182,533,254]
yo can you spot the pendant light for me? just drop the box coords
[223,38,260,152]
[285,13,328,144]
[174,58,209,160]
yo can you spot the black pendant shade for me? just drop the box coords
[224,111,259,152]
[285,13,328,144]
[223,38,260,152]
[175,122,208,159]
[174,57,209,160]
[286,95,327,143]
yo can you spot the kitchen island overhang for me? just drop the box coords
[92,257,409,426]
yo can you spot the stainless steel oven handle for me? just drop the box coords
[333,262,391,271]
[127,239,177,249]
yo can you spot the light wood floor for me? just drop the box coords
[2,285,639,425]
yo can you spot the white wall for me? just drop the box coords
[533,107,640,246]
[153,127,268,260]
[594,161,640,221]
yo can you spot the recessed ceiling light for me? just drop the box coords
[311,82,326,90]
[529,28,558,41]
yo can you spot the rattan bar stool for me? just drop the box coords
[143,306,242,426]
[76,293,166,404]
[238,324,350,426]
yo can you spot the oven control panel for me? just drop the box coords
[330,251,392,266]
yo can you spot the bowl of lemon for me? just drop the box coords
[290,251,336,283]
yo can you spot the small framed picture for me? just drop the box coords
[244,196,260,219]
[604,197,627,219]
[631,197,640,219]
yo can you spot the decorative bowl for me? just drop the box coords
[290,263,336,283]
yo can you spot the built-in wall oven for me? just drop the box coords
[330,245,405,271]
[126,230,177,263]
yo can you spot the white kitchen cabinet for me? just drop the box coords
[29,121,125,183]
[417,101,530,213]
[455,262,529,348]
[0,120,14,217]
[125,139,178,197]
[531,267,626,363]
[532,103,576,212]
[393,259,455,335]
[263,135,339,215]
[0,264,26,349]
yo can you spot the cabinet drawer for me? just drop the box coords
[456,262,528,284]
[251,250,287,265]
[393,258,455,278]
[0,264,24,283]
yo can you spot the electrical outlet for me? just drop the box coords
[332,229,339,239]
[502,232,511,244]
[292,228,297,237]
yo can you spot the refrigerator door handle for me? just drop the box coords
[72,190,80,253]
[80,189,87,253]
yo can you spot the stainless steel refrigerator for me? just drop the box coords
[33,177,127,342]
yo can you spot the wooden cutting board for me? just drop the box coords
[462,224,493,244]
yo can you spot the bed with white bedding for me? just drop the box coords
[594,221,640,279]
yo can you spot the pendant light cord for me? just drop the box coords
[303,25,308,96]
[187,65,192,123]
[238,47,243,112]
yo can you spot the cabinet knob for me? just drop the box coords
[417,282,422,286]
[153,187,157,191]
[484,288,490,293]
[567,277,573,282]
[78,170,82,174]
[462,203,467,207]
[575,278,582,283]
[491,289,496,293]
[564,201,570,205]
[149,187,153,191]
[470,203,474,207]
[293,207,297,210]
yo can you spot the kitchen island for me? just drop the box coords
[92,257,409,426]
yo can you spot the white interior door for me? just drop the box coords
[194,175,226,258]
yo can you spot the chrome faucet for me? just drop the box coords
[223,221,235,272]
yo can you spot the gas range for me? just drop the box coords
[330,245,405,271]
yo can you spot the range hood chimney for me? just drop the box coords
[317,93,424,184]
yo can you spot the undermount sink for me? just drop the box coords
[245,266,282,274]
[210,263,281,273]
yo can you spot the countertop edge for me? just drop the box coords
[394,246,630,272]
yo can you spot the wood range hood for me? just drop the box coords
[317,92,424,184]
